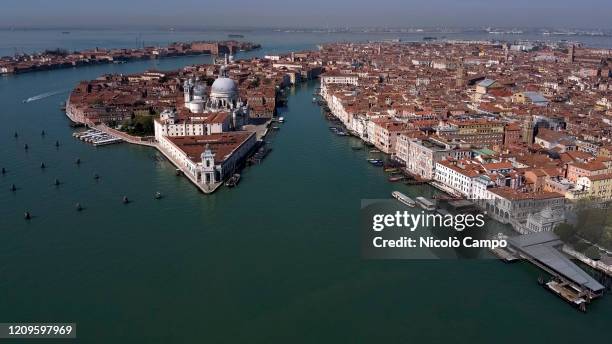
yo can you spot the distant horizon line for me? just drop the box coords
[1,25,611,32]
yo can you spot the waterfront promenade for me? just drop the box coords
[93,124,223,194]
[70,111,271,194]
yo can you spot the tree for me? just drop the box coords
[576,208,608,243]
[554,223,576,242]
[600,227,612,251]
[585,246,601,261]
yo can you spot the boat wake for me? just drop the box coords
[23,89,68,103]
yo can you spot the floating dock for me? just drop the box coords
[545,280,588,311]
[73,129,123,146]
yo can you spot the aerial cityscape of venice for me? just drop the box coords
[1,0,611,342]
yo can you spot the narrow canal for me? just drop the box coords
[1,66,610,342]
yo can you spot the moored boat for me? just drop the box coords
[225,173,241,187]
[436,208,451,216]
[416,196,436,211]
[367,158,384,166]
[392,191,416,207]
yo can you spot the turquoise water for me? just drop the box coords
[1,30,611,342]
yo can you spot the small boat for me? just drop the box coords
[433,194,455,201]
[24,211,31,220]
[368,159,384,167]
[370,160,385,167]
[122,196,130,204]
[1,167,5,174]
[351,146,363,150]
[369,149,381,153]
[154,192,162,199]
[436,208,451,216]
[272,126,280,130]
[388,176,405,182]
[392,191,416,207]
[225,173,241,187]
[416,197,436,211]
[278,117,285,123]
[75,203,83,211]
[384,167,399,173]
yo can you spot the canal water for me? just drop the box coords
[1,30,611,343]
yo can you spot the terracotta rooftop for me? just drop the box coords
[167,131,254,163]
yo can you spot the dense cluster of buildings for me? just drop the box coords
[0,41,259,75]
[64,39,612,222]
[319,41,612,233]
[67,47,323,192]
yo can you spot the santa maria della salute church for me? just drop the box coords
[153,62,257,193]
[183,65,249,129]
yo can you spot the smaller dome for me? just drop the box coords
[193,84,207,97]
[211,77,237,95]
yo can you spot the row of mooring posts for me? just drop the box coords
[9,131,163,221]
[21,192,163,220]
[14,130,61,149]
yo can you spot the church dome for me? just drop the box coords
[211,77,237,96]
[193,84,207,97]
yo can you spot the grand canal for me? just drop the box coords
[0,29,610,342]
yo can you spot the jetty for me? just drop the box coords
[507,231,605,311]
[73,129,123,146]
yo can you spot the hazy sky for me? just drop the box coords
[1,0,611,29]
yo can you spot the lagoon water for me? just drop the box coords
[0,29,610,342]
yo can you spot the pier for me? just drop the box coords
[489,246,518,263]
[73,129,123,146]
[507,232,605,311]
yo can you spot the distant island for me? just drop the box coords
[0,40,261,75]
